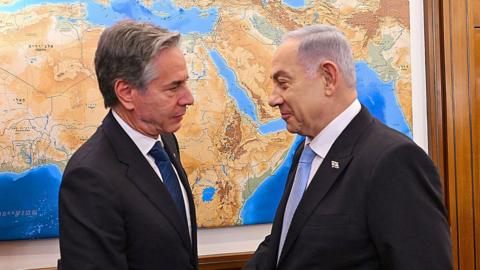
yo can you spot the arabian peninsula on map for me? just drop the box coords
[0,0,411,240]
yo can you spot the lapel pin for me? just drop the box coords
[331,161,339,169]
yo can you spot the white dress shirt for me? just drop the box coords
[112,110,192,240]
[305,99,361,186]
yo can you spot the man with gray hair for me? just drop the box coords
[244,24,452,269]
[59,20,197,269]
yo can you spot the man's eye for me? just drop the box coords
[278,81,288,89]
[168,84,180,90]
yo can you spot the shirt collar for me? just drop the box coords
[306,99,361,159]
[112,110,163,156]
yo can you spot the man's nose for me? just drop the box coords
[180,86,194,106]
[268,87,282,107]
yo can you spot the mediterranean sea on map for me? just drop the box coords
[0,0,413,239]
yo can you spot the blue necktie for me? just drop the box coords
[149,141,187,222]
[278,144,316,261]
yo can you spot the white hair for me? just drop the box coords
[283,25,356,87]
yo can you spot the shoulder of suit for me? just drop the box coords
[349,118,424,166]
[65,125,114,171]
[364,118,414,146]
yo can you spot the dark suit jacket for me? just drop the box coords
[244,106,452,270]
[59,111,198,270]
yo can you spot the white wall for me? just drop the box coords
[0,224,271,270]
[410,0,429,152]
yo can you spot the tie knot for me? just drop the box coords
[299,144,316,164]
[149,141,170,162]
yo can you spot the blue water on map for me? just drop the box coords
[355,61,412,138]
[241,136,303,224]
[0,0,218,35]
[202,187,216,202]
[0,164,61,240]
[209,50,259,123]
[282,0,306,8]
[259,119,286,134]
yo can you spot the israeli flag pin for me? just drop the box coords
[331,161,339,169]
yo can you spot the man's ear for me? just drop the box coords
[317,61,339,96]
[114,79,136,110]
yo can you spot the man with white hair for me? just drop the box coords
[244,25,452,270]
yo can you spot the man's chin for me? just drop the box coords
[164,123,182,134]
[285,125,299,135]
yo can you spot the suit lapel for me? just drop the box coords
[278,154,353,262]
[125,160,192,248]
[278,107,374,264]
[101,111,192,251]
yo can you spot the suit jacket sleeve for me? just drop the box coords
[366,143,453,269]
[243,234,273,270]
[59,166,128,270]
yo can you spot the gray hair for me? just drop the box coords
[94,20,180,107]
[283,25,356,87]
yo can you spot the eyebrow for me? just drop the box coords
[166,75,189,86]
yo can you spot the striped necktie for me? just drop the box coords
[149,141,187,222]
